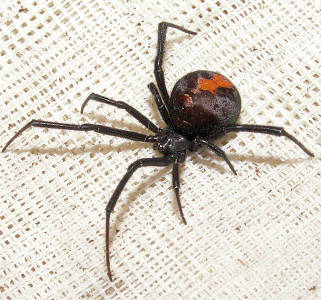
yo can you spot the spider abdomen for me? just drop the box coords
[169,70,241,137]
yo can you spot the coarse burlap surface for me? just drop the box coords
[0,1,320,299]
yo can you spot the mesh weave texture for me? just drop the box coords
[0,0,320,299]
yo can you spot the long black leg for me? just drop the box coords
[154,22,197,105]
[106,156,173,281]
[172,157,187,224]
[2,120,158,152]
[81,93,160,134]
[148,82,171,125]
[194,138,237,175]
[222,124,314,157]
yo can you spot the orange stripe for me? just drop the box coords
[194,74,233,95]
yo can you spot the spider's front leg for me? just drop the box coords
[105,155,174,281]
[172,156,187,225]
[2,120,158,152]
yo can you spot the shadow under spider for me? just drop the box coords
[10,141,152,155]
[10,142,309,167]
[196,150,309,170]
[106,151,311,249]
[7,137,313,252]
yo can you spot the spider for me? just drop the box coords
[2,22,314,281]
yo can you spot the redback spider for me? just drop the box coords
[2,22,314,281]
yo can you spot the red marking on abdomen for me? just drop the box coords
[182,93,194,107]
[194,74,233,95]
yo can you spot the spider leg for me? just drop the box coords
[148,82,171,125]
[81,93,160,133]
[2,120,158,152]
[222,124,314,157]
[154,22,197,105]
[172,156,187,224]
[106,156,173,281]
[194,138,237,175]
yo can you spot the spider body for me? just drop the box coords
[170,70,241,137]
[2,22,314,281]
[153,126,190,156]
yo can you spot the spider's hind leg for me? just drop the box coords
[148,82,171,125]
[154,22,197,105]
[81,93,160,133]
[222,124,314,157]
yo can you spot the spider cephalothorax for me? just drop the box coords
[2,22,314,281]
[154,126,190,156]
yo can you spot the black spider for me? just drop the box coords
[2,22,314,281]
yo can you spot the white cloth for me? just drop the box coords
[0,0,320,299]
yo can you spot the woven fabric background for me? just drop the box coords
[0,0,320,299]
